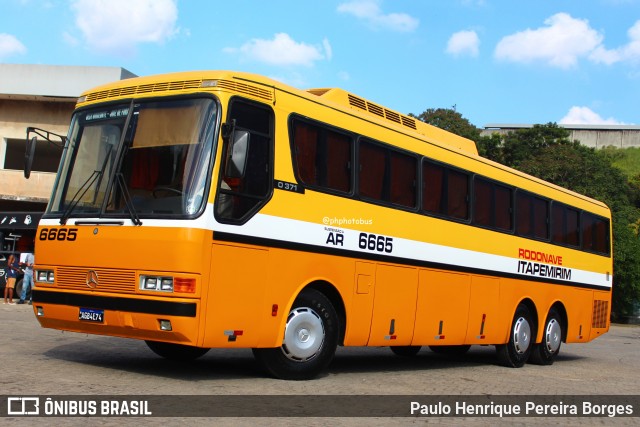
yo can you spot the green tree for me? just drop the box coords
[476,132,504,162]
[497,123,574,168]
[412,107,481,142]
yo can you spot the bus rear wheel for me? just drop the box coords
[145,341,210,361]
[496,304,535,368]
[529,308,562,365]
[252,288,339,380]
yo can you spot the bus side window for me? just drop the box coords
[516,191,549,240]
[447,169,469,220]
[582,212,610,255]
[359,141,386,201]
[215,100,273,223]
[292,120,352,194]
[552,203,580,247]
[389,151,416,208]
[422,161,446,215]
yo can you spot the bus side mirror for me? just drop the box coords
[226,130,250,178]
[24,136,37,179]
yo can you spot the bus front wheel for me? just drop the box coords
[252,288,339,380]
[529,308,562,365]
[496,304,535,368]
[145,341,210,361]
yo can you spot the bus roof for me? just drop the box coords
[78,70,478,156]
[305,88,478,156]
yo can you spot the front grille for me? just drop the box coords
[56,268,137,294]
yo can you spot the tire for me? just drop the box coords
[252,288,339,380]
[14,278,31,301]
[429,345,471,356]
[529,308,562,365]
[390,346,421,357]
[496,304,535,368]
[145,341,210,361]
[14,279,23,299]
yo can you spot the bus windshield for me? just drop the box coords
[48,97,217,221]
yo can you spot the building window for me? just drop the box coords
[3,138,61,173]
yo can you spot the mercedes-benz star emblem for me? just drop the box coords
[86,270,99,289]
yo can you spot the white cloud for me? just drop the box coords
[323,38,333,61]
[337,0,419,33]
[0,33,27,60]
[590,20,640,65]
[71,0,179,55]
[225,33,330,67]
[267,72,308,88]
[447,30,480,58]
[559,106,628,125]
[494,13,603,69]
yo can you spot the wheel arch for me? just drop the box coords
[547,301,568,343]
[303,280,346,346]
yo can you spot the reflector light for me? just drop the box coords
[173,277,196,293]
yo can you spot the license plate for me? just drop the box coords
[79,307,104,323]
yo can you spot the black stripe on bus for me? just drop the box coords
[213,231,611,292]
[32,290,197,317]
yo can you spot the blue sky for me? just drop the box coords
[1,0,639,128]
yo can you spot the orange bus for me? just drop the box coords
[26,71,612,379]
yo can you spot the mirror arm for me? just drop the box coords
[221,119,236,140]
[26,126,67,148]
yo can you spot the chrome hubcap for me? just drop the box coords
[545,318,561,354]
[513,317,531,354]
[281,307,324,362]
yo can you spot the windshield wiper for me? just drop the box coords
[59,170,102,225]
[115,173,142,226]
[59,144,115,225]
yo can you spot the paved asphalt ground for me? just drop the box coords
[0,301,638,426]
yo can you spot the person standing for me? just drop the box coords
[17,252,34,305]
[3,254,19,304]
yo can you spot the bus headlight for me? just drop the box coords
[36,269,55,283]
[139,275,196,293]
[140,276,171,292]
